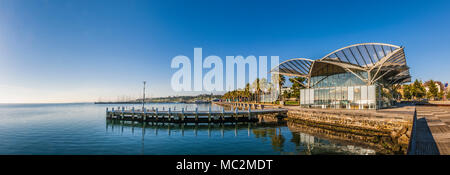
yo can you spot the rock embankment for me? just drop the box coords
[286,107,414,154]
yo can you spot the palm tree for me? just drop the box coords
[278,75,286,102]
[289,77,306,99]
[279,75,285,88]
[271,74,286,101]
[252,78,262,103]
[244,83,251,102]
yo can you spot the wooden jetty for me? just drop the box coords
[105,106,288,123]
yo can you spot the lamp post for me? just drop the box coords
[143,81,146,110]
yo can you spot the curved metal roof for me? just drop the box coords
[319,43,401,68]
[270,58,314,77]
[271,43,410,86]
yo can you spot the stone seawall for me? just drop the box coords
[285,106,415,154]
[213,102,287,123]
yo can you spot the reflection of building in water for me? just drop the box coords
[292,132,376,155]
[252,127,285,152]
[105,119,377,155]
[286,121,409,154]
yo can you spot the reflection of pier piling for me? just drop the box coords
[105,106,287,123]
[291,131,376,155]
[106,119,285,137]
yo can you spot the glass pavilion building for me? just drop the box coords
[271,43,410,109]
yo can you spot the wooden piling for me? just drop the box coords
[195,107,198,122]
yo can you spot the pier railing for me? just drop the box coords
[106,106,287,123]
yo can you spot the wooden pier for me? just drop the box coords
[106,106,288,123]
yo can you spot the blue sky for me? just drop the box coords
[1,0,450,103]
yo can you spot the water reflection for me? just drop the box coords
[287,122,390,155]
[106,119,379,155]
[289,130,376,155]
[106,119,277,138]
[252,127,285,152]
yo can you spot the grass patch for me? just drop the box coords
[284,101,299,105]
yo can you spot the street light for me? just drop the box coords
[143,81,146,110]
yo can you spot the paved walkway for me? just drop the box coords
[414,106,450,155]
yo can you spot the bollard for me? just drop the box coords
[234,107,238,122]
[112,107,115,119]
[168,108,172,121]
[143,107,146,121]
[248,106,251,120]
[195,107,198,121]
[155,108,159,121]
[222,108,225,122]
[208,106,211,122]
[132,107,135,120]
[181,108,185,121]
[121,107,125,119]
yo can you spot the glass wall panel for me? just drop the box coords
[368,85,376,109]
[361,86,368,109]
[348,86,354,109]
[330,87,336,108]
[354,86,361,109]
[300,66,379,109]
[300,89,305,105]
[309,89,314,105]
[335,87,342,108]
[314,89,318,105]
[305,89,311,105]
[342,87,348,108]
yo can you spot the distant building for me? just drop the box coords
[281,86,292,94]
[424,82,441,92]
[271,43,410,109]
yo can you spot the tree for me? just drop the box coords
[447,90,450,99]
[251,78,262,103]
[434,81,445,93]
[282,90,290,99]
[438,90,444,100]
[243,83,251,102]
[425,80,438,100]
[403,84,412,100]
[289,77,306,99]
[279,75,286,89]
[272,74,286,101]
[259,78,269,92]
[412,79,426,99]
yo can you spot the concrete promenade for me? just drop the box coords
[413,106,450,155]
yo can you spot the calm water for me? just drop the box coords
[0,103,377,155]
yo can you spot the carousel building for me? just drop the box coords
[271,43,410,109]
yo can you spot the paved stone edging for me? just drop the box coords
[285,106,415,154]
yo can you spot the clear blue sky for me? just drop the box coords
[1,0,449,103]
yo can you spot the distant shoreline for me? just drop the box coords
[94,101,212,104]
